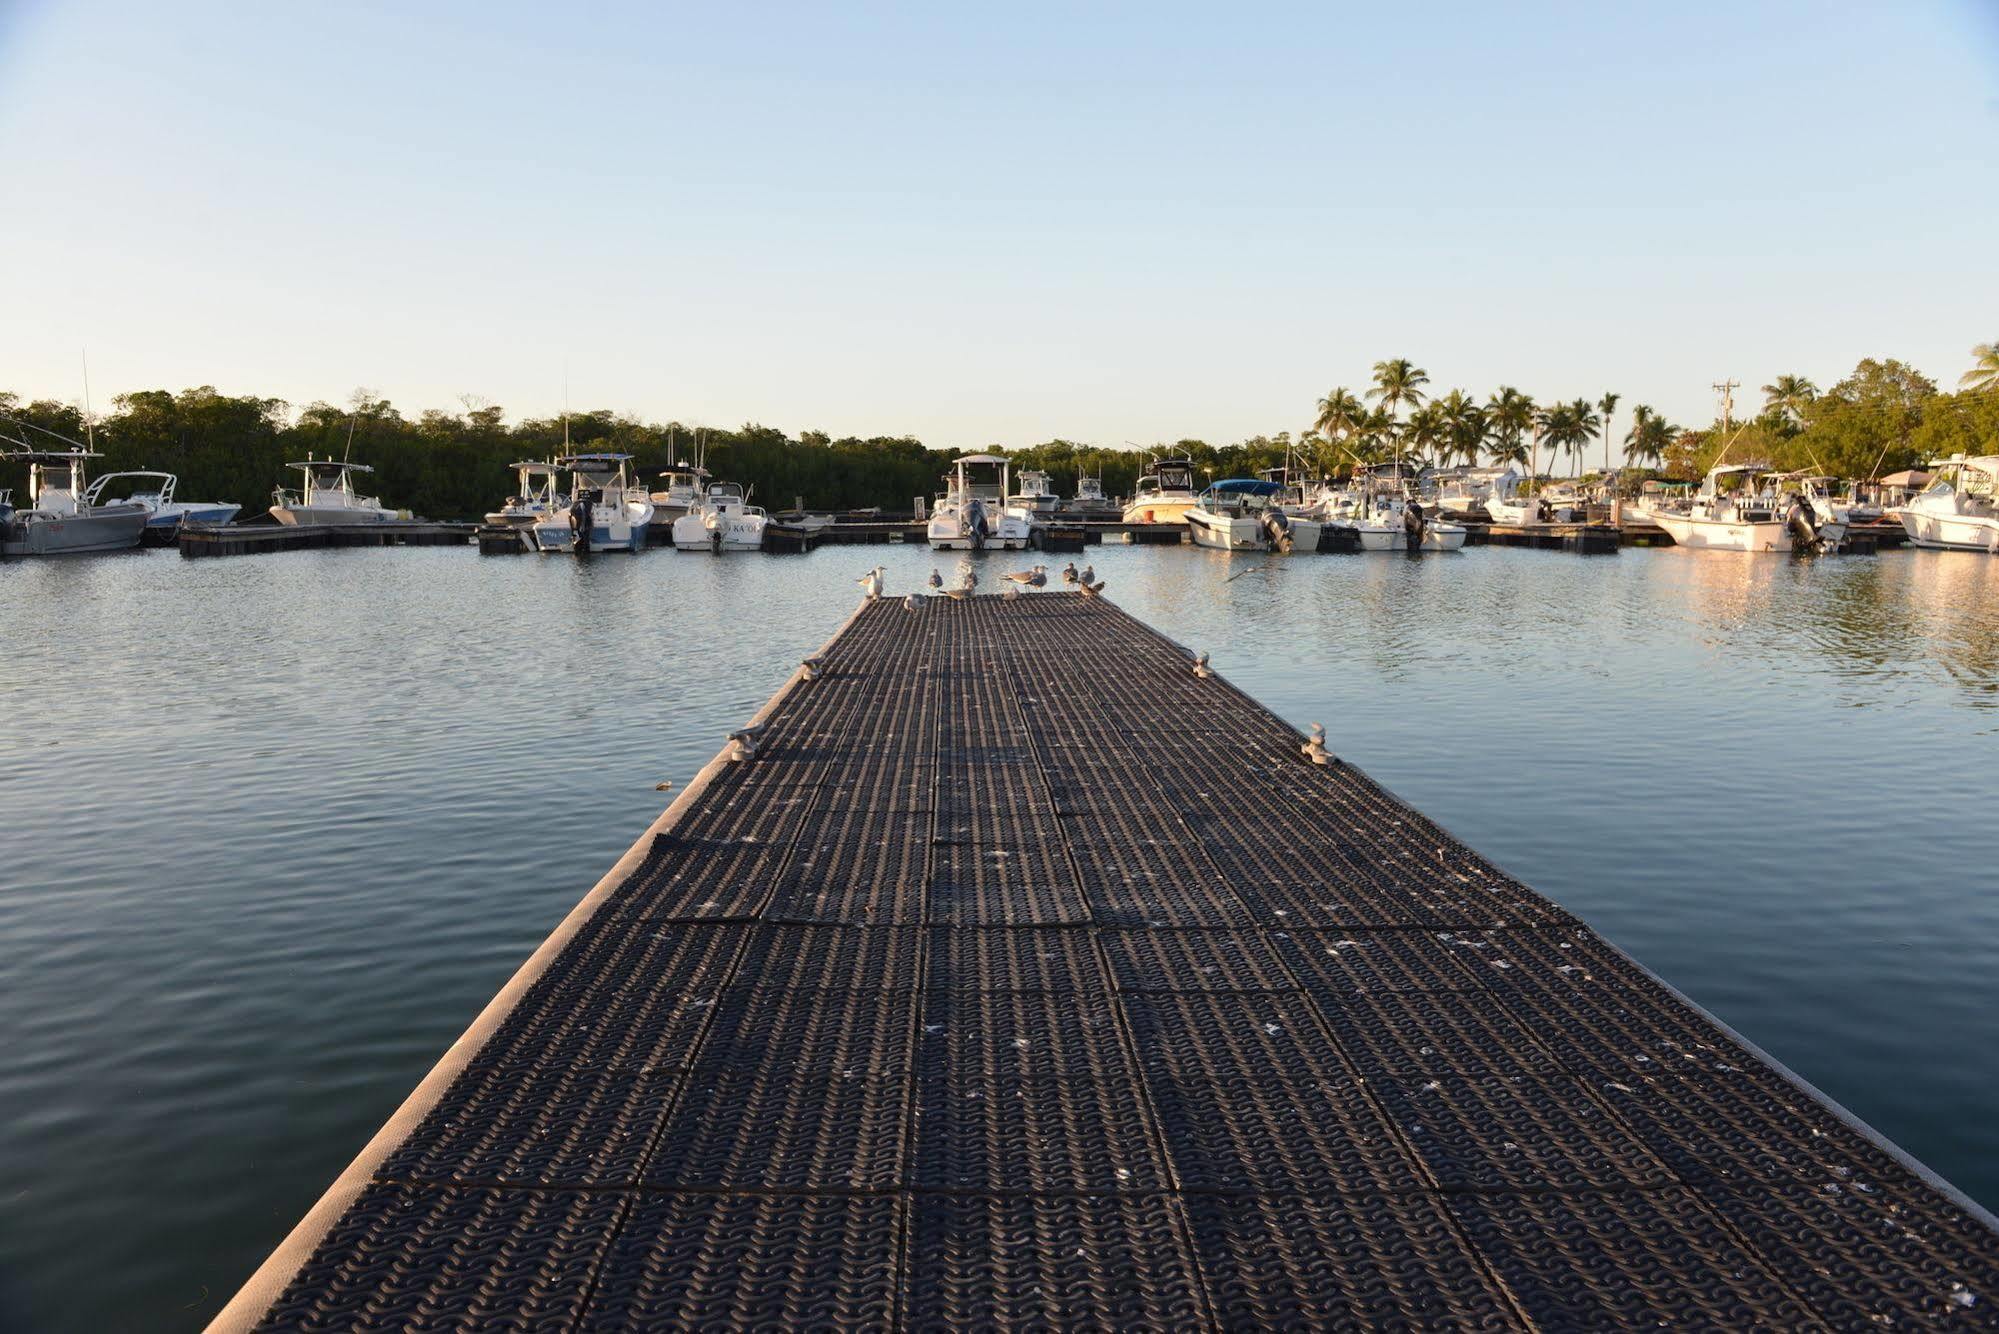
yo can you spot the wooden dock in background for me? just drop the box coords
[179,521,474,558]
[214,593,1999,1330]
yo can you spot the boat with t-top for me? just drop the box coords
[485,461,565,528]
[671,479,770,551]
[269,458,398,526]
[1186,479,1300,552]
[532,453,655,553]
[81,470,240,542]
[1649,463,1845,553]
[1891,455,1999,552]
[1,448,151,555]
[929,453,1034,550]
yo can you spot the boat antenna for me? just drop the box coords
[562,367,570,452]
[342,413,357,467]
[81,350,96,451]
[668,424,677,467]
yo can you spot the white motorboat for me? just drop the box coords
[1351,494,1468,551]
[649,464,710,526]
[80,471,239,542]
[485,461,565,527]
[929,453,1035,550]
[1186,480,1299,552]
[1007,469,1062,519]
[1891,455,1999,552]
[1485,471,1548,526]
[1120,456,1200,525]
[1061,471,1121,520]
[0,449,150,555]
[671,480,770,552]
[270,458,398,526]
[532,453,655,553]
[1651,464,1846,553]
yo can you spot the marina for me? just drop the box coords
[210,588,1999,1329]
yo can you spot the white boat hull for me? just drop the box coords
[1186,510,1265,550]
[672,512,768,551]
[1352,521,1468,552]
[1119,499,1195,525]
[270,504,396,526]
[1895,508,1999,552]
[1652,513,1843,552]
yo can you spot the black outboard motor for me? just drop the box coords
[1402,500,1426,550]
[966,497,989,551]
[1786,497,1823,552]
[1260,507,1293,553]
[573,489,597,554]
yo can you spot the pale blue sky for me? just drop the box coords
[2,1,1995,447]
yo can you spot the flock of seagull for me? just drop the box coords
[856,559,1104,608]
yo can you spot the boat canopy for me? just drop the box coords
[952,452,1009,466]
[1203,479,1282,497]
[4,448,103,464]
[287,459,373,473]
[555,453,633,466]
[508,460,561,475]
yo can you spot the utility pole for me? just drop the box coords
[1712,378,1739,437]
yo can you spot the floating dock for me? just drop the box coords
[179,521,474,558]
[216,593,1999,1330]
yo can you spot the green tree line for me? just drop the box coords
[5,344,1992,517]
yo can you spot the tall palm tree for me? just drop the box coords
[1623,406,1673,467]
[1760,374,1818,423]
[1596,391,1620,476]
[1530,403,1564,483]
[1961,342,1999,393]
[1567,398,1602,477]
[1367,358,1429,464]
[1436,389,1485,467]
[1485,387,1534,475]
[1313,387,1365,441]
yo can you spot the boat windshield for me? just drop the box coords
[709,482,746,502]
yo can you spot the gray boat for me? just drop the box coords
[1,449,150,556]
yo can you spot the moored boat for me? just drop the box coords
[270,458,398,526]
[1650,464,1845,553]
[1891,455,1999,552]
[80,470,240,543]
[671,480,770,552]
[1186,479,1296,552]
[1120,456,1199,525]
[485,461,565,528]
[928,453,1034,550]
[532,453,655,553]
[0,448,150,555]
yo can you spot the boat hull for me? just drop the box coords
[270,505,395,526]
[1652,513,1831,552]
[1353,522,1468,552]
[672,514,768,551]
[1186,510,1264,551]
[1120,499,1196,525]
[1895,508,1999,552]
[2,505,150,555]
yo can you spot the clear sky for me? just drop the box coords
[2,1,1995,448]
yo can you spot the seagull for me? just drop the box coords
[928,568,944,590]
[1193,651,1213,679]
[1078,563,1095,585]
[857,566,885,600]
[1301,722,1331,766]
[1061,562,1079,586]
[999,564,1045,590]
[904,592,926,612]
[958,564,978,592]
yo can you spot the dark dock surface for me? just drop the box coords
[217,593,1999,1330]
[180,520,475,557]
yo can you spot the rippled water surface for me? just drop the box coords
[2,541,1996,1331]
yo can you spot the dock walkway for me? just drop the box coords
[219,594,1999,1330]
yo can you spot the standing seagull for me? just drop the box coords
[928,568,944,591]
[1061,562,1079,586]
[1000,564,1046,592]
[1078,563,1095,586]
[858,566,885,600]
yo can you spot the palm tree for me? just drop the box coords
[1313,387,1365,441]
[1406,402,1451,465]
[1623,406,1673,467]
[1485,387,1534,475]
[1961,342,1999,393]
[1436,389,1485,467]
[1568,398,1602,477]
[1530,403,1563,483]
[1367,358,1429,464]
[1760,374,1818,423]
[1596,391,1620,477]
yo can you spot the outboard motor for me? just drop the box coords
[1402,500,1427,550]
[1260,508,1293,553]
[965,497,989,550]
[1786,497,1826,552]
[573,489,597,554]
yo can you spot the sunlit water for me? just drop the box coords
[1,541,1995,1332]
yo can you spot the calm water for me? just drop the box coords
[1,540,1996,1331]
